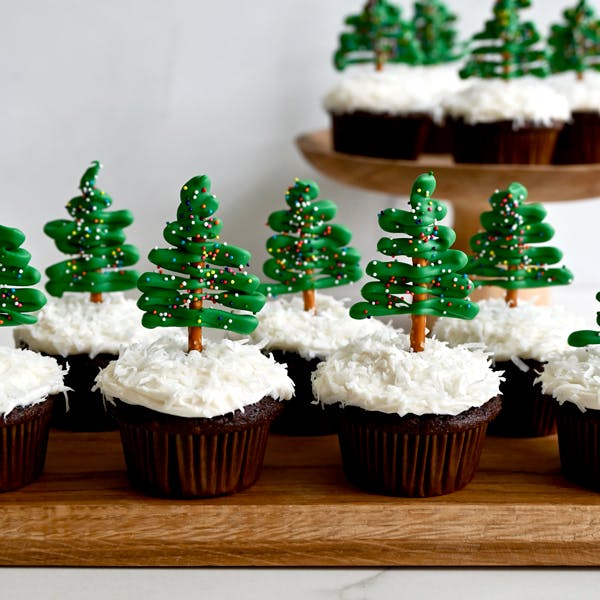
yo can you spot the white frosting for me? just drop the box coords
[248,294,388,360]
[442,78,570,125]
[95,333,294,418]
[433,298,581,362]
[0,346,68,417]
[549,71,600,113]
[537,346,600,412]
[324,64,467,119]
[312,328,501,417]
[13,293,160,358]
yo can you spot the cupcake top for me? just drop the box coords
[248,294,388,361]
[324,64,466,119]
[95,334,294,419]
[312,328,501,417]
[442,78,570,126]
[537,346,600,412]
[13,292,158,358]
[0,347,67,417]
[550,71,600,113]
[433,298,580,362]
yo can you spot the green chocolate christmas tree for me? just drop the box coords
[460,0,548,79]
[413,0,463,64]
[138,175,265,353]
[467,182,573,308]
[548,0,600,78]
[350,172,477,352]
[334,0,423,71]
[568,292,600,347]
[0,225,46,327]
[44,161,139,303]
[260,178,362,312]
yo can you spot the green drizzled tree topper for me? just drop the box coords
[334,0,423,71]
[260,178,362,313]
[568,292,600,347]
[548,1,600,78]
[413,0,463,64]
[460,0,548,79]
[350,172,477,352]
[0,225,46,327]
[467,182,573,308]
[138,175,265,353]
[44,161,139,303]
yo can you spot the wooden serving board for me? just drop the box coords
[1,430,599,567]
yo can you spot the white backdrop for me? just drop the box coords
[1,0,598,343]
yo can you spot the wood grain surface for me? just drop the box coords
[0,430,599,566]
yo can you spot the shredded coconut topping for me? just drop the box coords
[312,328,501,416]
[95,334,294,418]
[549,71,600,113]
[442,78,570,125]
[13,293,160,358]
[249,294,388,360]
[433,299,581,362]
[0,347,68,416]
[537,346,600,412]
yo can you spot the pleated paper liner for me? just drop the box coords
[0,397,54,492]
[337,396,502,498]
[488,359,557,438]
[268,350,340,436]
[553,111,600,164]
[451,118,563,164]
[112,397,284,498]
[557,401,600,492]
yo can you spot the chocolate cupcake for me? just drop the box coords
[95,335,293,498]
[312,330,502,497]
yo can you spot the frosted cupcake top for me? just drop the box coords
[442,78,570,125]
[248,294,388,360]
[13,293,159,358]
[433,298,580,362]
[0,347,67,417]
[324,64,466,118]
[312,328,501,417]
[95,334,294,419]
[537,346,600,412]
[550,71,600,113]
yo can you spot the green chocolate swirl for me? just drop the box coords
[0,224,46,326]
[568,291,600,347]
[138,175,265,334]
[351,172,477,320]
[260,179,361,297]
[44,161,139,297]
[467,182,573,290]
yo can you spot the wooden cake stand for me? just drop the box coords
[297,130,600,303]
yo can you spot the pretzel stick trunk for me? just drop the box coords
[410,258,428,353]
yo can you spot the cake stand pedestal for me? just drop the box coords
[296,130,600,303]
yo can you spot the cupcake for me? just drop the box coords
[314,172,502,497]
[445,1,569,164]
[96,175,293,498]
[548,1,600,163]
[327,1,429,159]
[14,161,143,431]
[433,182,575,437]
[255,178,380,435]
[0,224,67,491]
[538,293,600,491]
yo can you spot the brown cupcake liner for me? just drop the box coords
[488,359,556,438]
[0,398,53,492]
[112,397,284,498]
[331,111,430,160]
[557,401,600,492]
[423,121,454,155]
[553,111,600,164]
[268,350,339,436]
[451,118,563,164]
[337,397,501,497]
